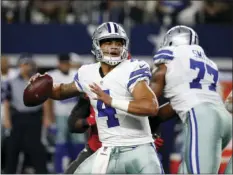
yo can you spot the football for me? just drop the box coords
[23,74,53,107]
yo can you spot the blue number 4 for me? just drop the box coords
[190,59,218,91]
[97,90,120,128]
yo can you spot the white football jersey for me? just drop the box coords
[153,45,223,122]
[49,69,78,117]
[74,59,154,146]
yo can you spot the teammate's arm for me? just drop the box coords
[157,102,176,119]
[150,64,176,118]
[150,64,166,98]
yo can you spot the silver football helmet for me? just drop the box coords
[91,22,129,66]
[161,25,199,47]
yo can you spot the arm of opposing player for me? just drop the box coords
[68,101,89,133]
[68,94,94,133]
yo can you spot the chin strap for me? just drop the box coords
[103,55,123,66]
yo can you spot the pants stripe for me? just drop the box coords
[192,108,200,173]
[189,108,200,174]
[188,111,194,173]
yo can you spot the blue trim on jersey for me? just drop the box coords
[127,73,151,89]
[156,49,173,55]
[129,67,150,80]
[74,73,83,91]
[107,23,111,33]
[153,54,174,61]
[113,23,118,33]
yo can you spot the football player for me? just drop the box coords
[150,25,232,173]
[65,94,166,174]
[30,22,163,174]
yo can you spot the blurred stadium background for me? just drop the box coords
[1,0,233,174]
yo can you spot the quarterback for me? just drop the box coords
[30,22,163,174]
[151,25,232,173]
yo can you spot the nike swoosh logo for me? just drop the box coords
[139,64,146,68]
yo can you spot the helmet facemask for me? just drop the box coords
[92,38,128,66]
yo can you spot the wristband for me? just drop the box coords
[111,99,130,112]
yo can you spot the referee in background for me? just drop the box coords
[3,54,48,174]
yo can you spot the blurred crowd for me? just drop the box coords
[2,0,233,26]
[1,54,86,174]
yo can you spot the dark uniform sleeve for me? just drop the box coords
[1,80,12,102]
[68,94,91,133]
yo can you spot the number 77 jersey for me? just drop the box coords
[153,45,223,122]
[74,60,154,146]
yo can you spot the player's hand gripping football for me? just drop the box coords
[89,83,112,106]
[24,73,53,106]
[29,73,43,84]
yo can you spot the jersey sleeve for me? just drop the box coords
[127,60,152,93]
[153,47,174,66]
[73,67,84,92]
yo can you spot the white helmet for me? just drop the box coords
[161,25,199,47]
[91,22,129,66]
